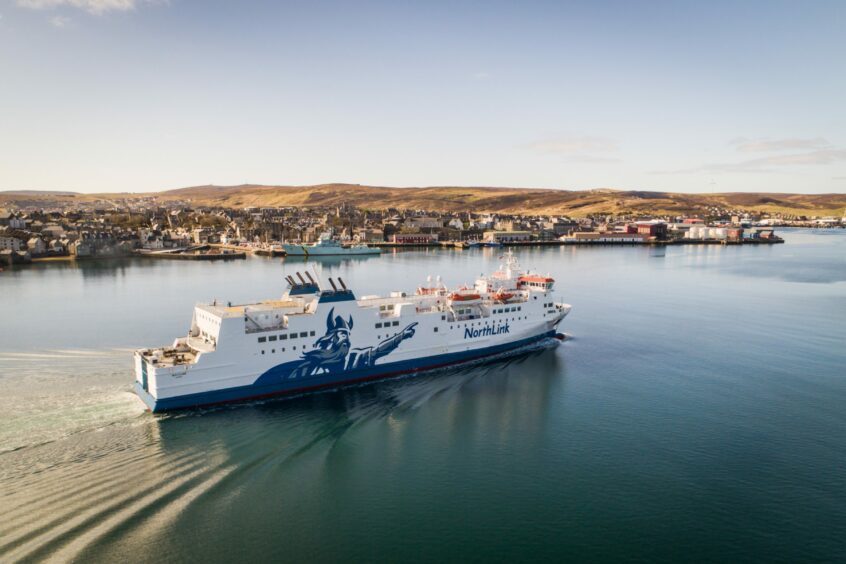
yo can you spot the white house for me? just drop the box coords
[27,237,47,255]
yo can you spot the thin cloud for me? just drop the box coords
[525,136,621,165]
[526,136,618,155]
[17,0,163,15]
[651,149,846,175]
[730,137,831,153]
[49,14,71,26]
[562,154,622,164]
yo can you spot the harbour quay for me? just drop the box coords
[0,203,814,267]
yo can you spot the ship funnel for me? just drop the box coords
[296,272,307,285]
[305,271,317,285]
[328,278,338,291]
[337,277,348,290]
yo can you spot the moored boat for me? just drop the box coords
[282,233,381,257]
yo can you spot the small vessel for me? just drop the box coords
[134,251,571,412]
[282,233,381,257]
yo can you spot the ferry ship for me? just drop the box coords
[282,234,381,257]
[134,252,571,412]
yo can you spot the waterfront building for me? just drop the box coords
[391,233,439,244]
[564,232,647,243]
[0,236,25,251]
[636,221,668,238]
[484,230,532,243]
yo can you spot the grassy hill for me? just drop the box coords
[3,184,846,217]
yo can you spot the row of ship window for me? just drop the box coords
[257,331,315,343]
[261,344,310,354]
[439,317,528,331]
[493,306,521,314]
[452,306,521,317]
[375,320,400,329]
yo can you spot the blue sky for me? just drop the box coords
[1,0,844,194]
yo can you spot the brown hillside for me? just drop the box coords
[2,184,845,217]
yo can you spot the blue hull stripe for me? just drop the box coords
[135,331,556,413]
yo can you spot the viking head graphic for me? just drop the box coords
[316,307,353,351]
[286,306,416,379]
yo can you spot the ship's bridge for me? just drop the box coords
[517,275,555,291]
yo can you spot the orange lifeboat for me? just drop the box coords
[449,291,481,302]
[493,289,514,303]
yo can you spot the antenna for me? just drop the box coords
[309,264,324,291]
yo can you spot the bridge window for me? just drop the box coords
[269,335,277,341]
[258,337,267,343]
[299,332,307,338]
[392,321,399,326]
[310,331,315,336]
[290,334,297,340]
[280,334,287,340]
[375,322,382,328]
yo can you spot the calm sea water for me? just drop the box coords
[1,229,845,562]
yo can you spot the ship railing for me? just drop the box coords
[186,335,215,352]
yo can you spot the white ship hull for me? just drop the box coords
[134,254,570,412]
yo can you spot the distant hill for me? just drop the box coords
[3,184,846,217]
[0,190,79,196]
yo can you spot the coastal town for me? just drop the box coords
[0,199,842,265]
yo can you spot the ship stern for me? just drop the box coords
[134,351,160,412]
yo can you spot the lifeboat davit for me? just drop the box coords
[493,289,515,303]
